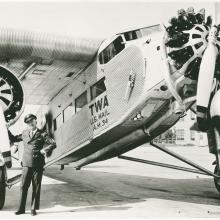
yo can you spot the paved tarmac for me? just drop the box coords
[1,145,220,218]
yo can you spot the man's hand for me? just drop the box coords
[40,149,46,156]
[12,144,19,154]
[42,131,56,157]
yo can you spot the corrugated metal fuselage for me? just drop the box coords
[42,27,194,168]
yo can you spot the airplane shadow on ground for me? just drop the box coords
[3,167,220,214]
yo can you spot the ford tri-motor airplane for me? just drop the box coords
[1,7,220,209]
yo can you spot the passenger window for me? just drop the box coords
[75,91,88,113]
[99,36,125,64]
[53,113,63,131]
[90,78,106,100]
[63,103,75,122]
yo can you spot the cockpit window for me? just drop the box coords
[140,25,161,37]
[99,36,125,64]
[124,30,141,41]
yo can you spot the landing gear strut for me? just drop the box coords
[119,141,220,193]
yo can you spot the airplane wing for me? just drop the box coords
[0,28,103,105]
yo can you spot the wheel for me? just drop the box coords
[0,166,6,210]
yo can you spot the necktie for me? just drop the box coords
[30,130,34,138]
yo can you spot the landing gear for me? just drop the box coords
[119,141,220,194]
[0,166,6,210]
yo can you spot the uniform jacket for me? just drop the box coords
[9,129,56,168]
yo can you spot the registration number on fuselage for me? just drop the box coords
[89,94,110,132]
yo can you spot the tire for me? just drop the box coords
[214,165,220,193]
[0,166,6,210]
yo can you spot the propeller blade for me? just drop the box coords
[196,26,218,131]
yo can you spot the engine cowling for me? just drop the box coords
[165,7,220,131]
[0,66,25,126]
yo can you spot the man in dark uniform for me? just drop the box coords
[9,114,56,216]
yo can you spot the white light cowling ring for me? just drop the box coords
[0,66,24,168]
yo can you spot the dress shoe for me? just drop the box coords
[31,210,37,216]
[15,210,25,215]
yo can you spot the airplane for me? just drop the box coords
[1,6,220,210]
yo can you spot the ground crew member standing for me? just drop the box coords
[9,114,56,216]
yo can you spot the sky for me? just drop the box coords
[6,1,215,131]
[0,1,215,38]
